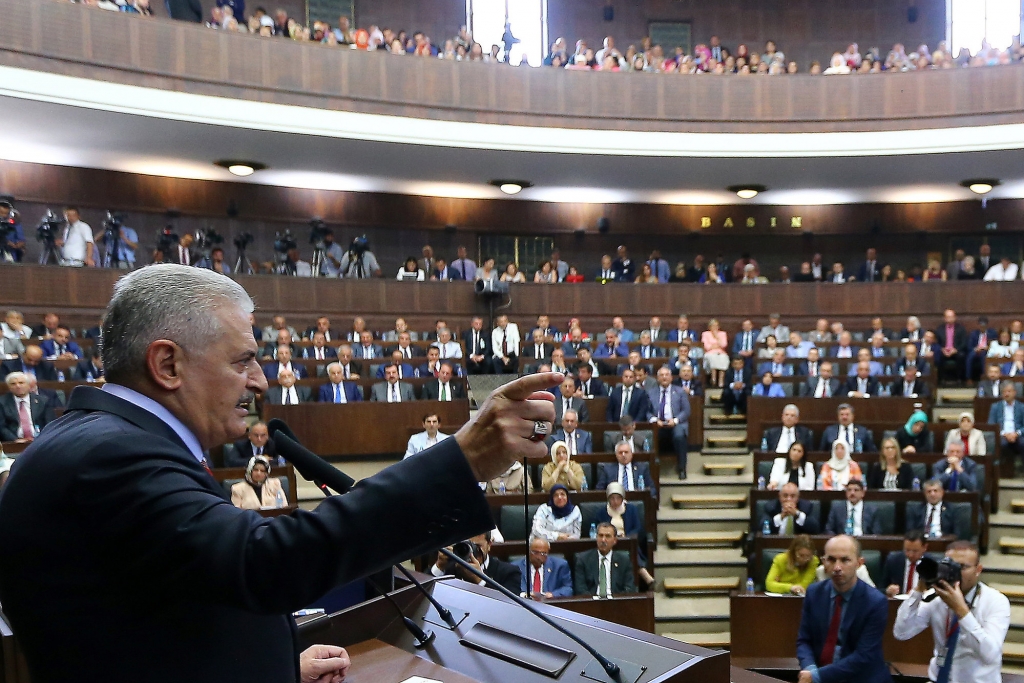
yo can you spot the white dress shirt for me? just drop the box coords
[814,378,832,398]
[925,502,944,537]
[844,501,864,536]
[775,426,795,453]
[491,324,521,357]
[280,386,298,405]
[564,429,578,455]
[387,382,402,403]
[61,220,94,264]
[894,583,1010,683]
[437,382,452,401]
[983,262,1019,281]
[618,463,635,490]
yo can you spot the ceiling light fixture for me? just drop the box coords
[727,184,767,199]
[214,160,268,177]
[960,178,1000,195]
[489,179,534,195]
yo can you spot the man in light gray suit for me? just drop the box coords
[264,369,313,405]
[370,363,417,403]
[757,313,790,344]
[648,366,690,479]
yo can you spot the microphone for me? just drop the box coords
[266,418,355,495]
[364,575,436,648]
[393,563,460,629]
[439,548,623,681]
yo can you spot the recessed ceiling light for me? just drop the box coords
[214,160,267,177]
[727,184,768,199]
[489,179,534,195]
[960,178,1000,195]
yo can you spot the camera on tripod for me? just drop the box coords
[36,210,64,243]
[156,226,179,255]
[308,218,329,248]
[349,235,369,258]
[274,230,297,255]
[233,232,254,250]
[194,228,224,262]
[103,211,126,237]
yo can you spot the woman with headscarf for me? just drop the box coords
[483,461,533,494]
[818,440,863,491]
[594,482,653,584]
[531,484,582,541]
[230,455,287,510]
[541,440,587,491]
[944,412,986,456]
[896,410,932,454]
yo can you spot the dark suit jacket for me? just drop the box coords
[261,363,308,381]
[595,462,656,499]
[560,340,590,357]
[895,358,931,377]
[796,579,892,683]
[265,385,313,404]
[514,557,573,597]
[550,429,593,454]
[605,385,653,422]
[0,386,491,683]
[882,551,910,592]
[819,424,877,452]
[856,261,883,282]
[553,394,590,423]
[374,363,415,380]
[801,377,841,398]
[931,457,979,492]
[842,376,881,397]
[825,501,883,536]
[724,367,753,397]
[988,400,1024,435]
[74,359,105,380]
[421,380,467,401]
[0,359,58,382]
[671,377,704,397]
[33,387,63,411]
[40,339,82,359]
[905,502,956,535]
[432,267,463,281]
[576,377,607,398]
[889,378,931,399]
[935,323,968,355]
[762,499,820,535]
[865,462,915,490]
[483,555,521,593]
[523,343,555,360]
[316,382,363,403]
[462,329,491,360]
[0,393,55,441]
[763,425,814,453]
[225,437,278,468]
[301,346,337,361]
[573,548,636,596]
[968,328,998,353]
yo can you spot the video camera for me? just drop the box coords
[349,235,369,258]
[36,210,64,243]
[273,230,297,255]
[156,226,179,254]
[0,199,17,242]
[233,232,254,250]
[195,227,224,250]
[917,556,962,601]
[308,217,329,247]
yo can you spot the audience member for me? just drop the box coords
[761,482,821,535]
[483,459,532,494]
[611,245,635,282]
[573,522,637,597]
[1002,349,1024,376]
[490,315,521,373]
[451,246,476,281]
[554,377,589,423]
[844,361,881,397]
[334,345,361,379]
[945,412,986,455]
[0,372,55,442]
[897,410,932,454]
[803,361,840,398]
[752,372,786,397]
[264,368,311,405]
[532,484,582,541]
[722,356,752,415]
[541,440,587,491]
[603,415,652,453]
[883,529,929,597]
[769,442,816,491]
[820,404,876,452]
[229,455,287,510]
[936,309,968,382]
[907,479,957,537]
[896,342,929,377]
[819,440,863,490]
[966,317,997,381]
[933,441,978,492]
[370,364,416,402]
[596,441,656,496]
[462,316,492,374]
[74,349,105,381]
[865,437,915,490]
[606,368,653,422]
[551,409,592,455]
[225,421,275,468]
[593,329,628,359]
[648,365,689,479]
[825,479,881,536]
[891,364,930,398]
[575,363,606,398]
[1,345,58,381]
[40,326,81,360]
[766,534,819,595]
[262,344,307,380]
[516,536,573,599]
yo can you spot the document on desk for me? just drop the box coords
[400,678,442,683]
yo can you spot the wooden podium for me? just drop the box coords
[297,577,733,683]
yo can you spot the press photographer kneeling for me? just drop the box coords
[893,541,1010,683]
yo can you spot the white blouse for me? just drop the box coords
[768,458,816,491]
[531,504,582,541]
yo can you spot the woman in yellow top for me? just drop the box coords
[540,440,588,491]
[765,534,819,595]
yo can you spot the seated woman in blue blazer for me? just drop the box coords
[751,372,786,397]
[594,482,653,586]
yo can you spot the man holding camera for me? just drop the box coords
[894,541,1009,683]
[95,217,138,269]
[0,200,25,262]
[337,236,381,278]
[56,207,94,267]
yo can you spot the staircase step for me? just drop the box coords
[1006,642,1024,663]
[666,530,744,548]
[999,536,1024,554]
[708,413,746,424]
[664,631,731,648]
[987,583,1024,602]
[671,494,747,509]
[703,462,746,476]
[663,577,740,595]
[936,388,977,403]
[701,446,750,455]
[1013,499,1024,514]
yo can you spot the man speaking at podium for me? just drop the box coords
[0,265,560,683]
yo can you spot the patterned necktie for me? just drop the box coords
[18,399,34,440]
[621,464,630,489]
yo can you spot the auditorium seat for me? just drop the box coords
[904,500,974,540]
[753,499,822,532]
[825,500,896,535]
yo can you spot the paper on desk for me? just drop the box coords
[763,591,787,597]
[400,678,442,683]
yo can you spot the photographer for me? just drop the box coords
[319,228,344,277]
[429,533,520,593]
[55,207,94,267]
[894,540,1009,683]
[337,236,382,279]
[95,214,138,270]
[0,200,25,262]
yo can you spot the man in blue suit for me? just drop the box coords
[595,441,657,498]
[825,480,883,536]
[317,362,364,403]
[606,369,653,423]
[797,535,892,683]
[988,381,1024,472]
[593,329,629,359]
[819,404,877,453]
[40,326,82,360]
[261,345,308,380]
[550,409,592,455]
[757,349,794,377]
[515,537,573,598]
[648,366,690,479]
[667,315,699,345]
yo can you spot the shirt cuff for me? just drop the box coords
[796,511,806,525]
[808,665,820,683]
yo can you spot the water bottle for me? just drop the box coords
[912,477,921,491]
[85,372,94,382]
[746,578,755,594]
[761,437,768,451]
[56,371,65,382]
[498,480,506,494]
[757,476,766,490]
[854,439,863,454]
[589,523,597,539]
[762,518,771,535]
[275,489,285,508]
[845,517,854,536]
[638,474,645,490]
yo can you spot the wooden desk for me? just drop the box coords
[342,638,480,683]
[729,592,934,664]
[546,592,655,633]
[262,400,470,457]
[746,398,927,446]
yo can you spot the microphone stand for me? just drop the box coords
[523,454,530,600]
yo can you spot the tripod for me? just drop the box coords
[310,245,326,278]
[102,231,122,269]
[39,239,61,265]
[234,245,255,275]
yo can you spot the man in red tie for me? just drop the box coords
[936,308,967,384]
[796,535,891,683]
[884,530,929,597]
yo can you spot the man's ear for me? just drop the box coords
[858,557,865,568]
[145,340,184,391]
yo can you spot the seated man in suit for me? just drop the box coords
[548,348,570,376]
[593,329,629,360]
[416,346,445,379]
[261,314,299,344]
[635,331,662,361]
[516,536,573,599]
[431,256,463,282]
[762,482,821,535]
[895,342,930,378]
[573,347,601,378]
[989,380,1024,473]
[225,421,277,468]
[303,316,335,343]
[262,345,308,381]
[798,347,824,379]
[421,362,466,402]
[554,376,590,423]
[0,344,58,382]
[0,371,56,442]
[602,415,653,453]
[785,331,815,359]
[301,331,337,362]
[595,441,656,498]
[890,364,931,399]
[906,479,958,538]
[733,319,757,367]
[40,326,82,361]
[27,375,63,411]
[354,330,384,362]
[318,362,364,404]
[847,348,885,378]
[371,363,416,403]
[376,350,415,380]
[829,331,858,360]
[721,356,752,416]
[550,409,592,456]
[758,313,790,344]
[575,363,606,399]
[672,362,704,397]
[1001,348,1024,377]
[825,479,882,536]
[261,328,294,361]
[404,413,450,458]
[935,308,968,383]
[977,363,1003,399]
[648,365,689,480]
[882,529,929,597]
[524,328,554,364]
[763,404,814,454]
[606,369,652,423]
[75,349,105,381]
[844,361,881,398]
[933,441,978,492]
[802,361,840,398]
[560,327,589,358]
[264,369,311,405]
[334,344,362,380]
[462,316,492,375]
[573,523,637,597]
[429,532,520,594]
[432,327,463,360]
[758,349,795,378]
[797,535,891,683]
[389,331,424,362]
[820,403,877,453]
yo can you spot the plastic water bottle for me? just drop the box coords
[757,476,766,490]
[85,372,94,382]
[912,477,921,492]
[746,578,755,594]
[762,518,771,536]
[498,480,506,494]
[275,489,286,508]
[854,439,863,454]
[589,523,597,539]
[638,474,645,490]
[56,371,65,382]
[845,517,854,536]
[761,437,768,451]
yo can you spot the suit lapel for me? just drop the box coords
[66,385,191,453]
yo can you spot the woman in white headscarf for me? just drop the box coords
[483,460,533,494]
[230,455,287,510]
[818,440,862,490]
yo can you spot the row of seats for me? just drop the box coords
[754,545,944,591]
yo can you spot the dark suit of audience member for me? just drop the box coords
[722,365,752,415]
[856,260,883,283]
[514,555,573,597]
[260,342,293,360]
[573,548,636,596]
[432,266,463,281]
[966,326,998,380]
[523,343,555,361]
[553,393,590,423]
[595,461,656,498]
[40,339,82,359]
[560,340,590,357]
[934,320,968,382]
[648,383,690,477]
[763,424,814,453]
[611,257,635,283]
[0,392,55,441]
[895,357,930,377]
[225,436,278,468]
[819,424,877,453]
[482,555,521,593]
[0,358,58,382]
[33,386,63,411]
[760,498,820,535]
[889,377,931,399]
[931,457,979,492]
[825,501,883,536]
[74,358,105,381]
[977,378,1004,399]
[865,462,915,490]
[264,384,312,405]
[882,551,919,594]
[605,384,653,422]
[462,328,492,375]
[261,362,308,381]
[317,382,363,403]
[671,375,704,397]
[375,362,415,380]
[550,429,593,455]
[796,577,891,683]
[421,379,467,401]
[989,398,1024,461]
[301,346,337,361]
[798,359,824,378]
[905,500,956,535]
[576,376,607,398]
[842,375,881,397]
[801,376,840,398]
